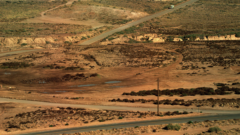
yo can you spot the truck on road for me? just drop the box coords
[169,5,174,9]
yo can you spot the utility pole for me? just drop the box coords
[157,78,159,116]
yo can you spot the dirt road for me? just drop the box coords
[20,0,109,28]
[79,0,199,45]
[1,98,240,114]
[0,49,45,57]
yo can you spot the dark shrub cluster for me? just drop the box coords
[208,126,221,133]
[164,124,181,131]
[0,62,33,69]
[109,98,240,108]
[122,86,240,96]
[3,107,191,132]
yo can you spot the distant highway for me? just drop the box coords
[1,98,240,135]
[18,113,240,135]
[79,0,199,45]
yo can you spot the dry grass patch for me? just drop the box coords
[0,23,91,37]
[46,0,151,24]
[0,0,65,22]
[77,0,185,14]
[144,0,240,36]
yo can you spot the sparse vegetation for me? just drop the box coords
[0,23,90,37]
[0,0,65,22]
[21,43,27,46]
[164,124,181,131]
[128,39,140,43]
[121,86,240,96]
[3,107,190,132]
[208,126,221,133]
[110,97,240,108]
[144,0,240,36]
[81,36,87,40]
[0,62,31,69]
[76,0,184,14]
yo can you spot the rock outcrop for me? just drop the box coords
[152,37,165,43]
[34,38,46,44]
[173,38,183,42]
[195,34,240,41]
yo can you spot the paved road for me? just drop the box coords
[79,0,199,45]
[0,49,45,57]
[1,98,240,114]
[18,113,240,135]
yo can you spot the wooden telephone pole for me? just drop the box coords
[157,78,159,115]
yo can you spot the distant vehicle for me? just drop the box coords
[169,5,174,9]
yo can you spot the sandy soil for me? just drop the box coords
[1,0,239,134]
[19,0,110,28]
[19,0,147,29]
[0,43,240,111]
[21,16,109,29]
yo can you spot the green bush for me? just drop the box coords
[183,111,188,114]
[128,39,140,43]
[235,32,240,37]
[108,37,115,41]
[187,121,193,124]
[98,119,105,122]
[20,28,27,32]
[208,126,221,133]
[65,123,69,126]
[167,36,174,42]
[81,36,87,40]
[116,31,124,35]
[164,124,181,131]
[199,35,205,39]
[21,43,27,46]
[184,34,197,41]
[118,116,123,119]
[49,125,54,127]
[182,93,187,96]
[139,23,144,27]
[135,126,139,128]
[64,41,71,44]
[124,26,137,34]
